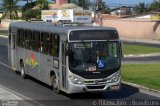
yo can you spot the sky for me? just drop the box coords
[0,0,154,7]
[106,0,153,4]
[105,0,153,7]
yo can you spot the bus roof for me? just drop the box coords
[10,22,117,35]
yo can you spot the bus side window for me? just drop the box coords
[50,34,60,57]
[25,30,32,50]
[9,28,11,45]
[108,42,117,57]
[32,31,40,52]
[20,29,24,47]
[17,29,20,46]
[17,29,24,48]
[23,30,27,47]
[41,32,50,54]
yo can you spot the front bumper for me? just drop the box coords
[67,77,121,94]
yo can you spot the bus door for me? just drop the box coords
[10,28,17,69]
[61,42,67,89]
[8,28,11,66]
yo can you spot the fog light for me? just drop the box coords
[111,85,120,90]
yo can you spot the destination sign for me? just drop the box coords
[69,30,119,41]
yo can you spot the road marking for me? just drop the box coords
[0,61,12,69]
[0,61,45,106]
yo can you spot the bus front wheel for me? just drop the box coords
[20,62,26,79]
[51,75,60,94]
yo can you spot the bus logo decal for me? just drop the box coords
[25,53,39,68]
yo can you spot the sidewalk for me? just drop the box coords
[0,85,40,106]
[0,85,21,100]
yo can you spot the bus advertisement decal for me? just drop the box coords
[25,53,39,68]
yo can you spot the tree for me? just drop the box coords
[149,0,160,11]
[1,0,20,19]
[22,0,49,21]
[96,1,110,14]
[22,1,37,20]
[68,0,75,3]
[36,0,49,10]
[22,9,41,20]
[133,2,149,14]
[23,1,36,11]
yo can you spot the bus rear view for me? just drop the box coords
[66,29,121,93]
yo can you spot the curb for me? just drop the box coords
[122,81,160,98]
[124,53,160,58]
[121,38,160,45]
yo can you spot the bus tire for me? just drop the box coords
[51,75,60,94]
[20,62,26,79]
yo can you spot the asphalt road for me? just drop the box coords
[0,37,159,106]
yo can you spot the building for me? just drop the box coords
[49,0,82,10]
[110,6,133,17]
[41,0,92,24]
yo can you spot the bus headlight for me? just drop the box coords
[107,73,120,83]
[69,76,83,84]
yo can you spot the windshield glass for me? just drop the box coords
[68,41,121,76]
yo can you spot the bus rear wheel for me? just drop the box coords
[20,62,26,79]
[51,75,60,94]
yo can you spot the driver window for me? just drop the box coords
[108,43,117,57]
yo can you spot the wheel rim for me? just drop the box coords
[21,67,24,76]
[53,76,58,91]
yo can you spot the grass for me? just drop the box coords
[122,64,160,91]
[123,44,160,55]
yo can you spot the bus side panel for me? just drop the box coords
[24,50,40,78]
[39,54,53,85]
[30,51,41,79]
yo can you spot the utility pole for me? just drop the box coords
[94,0,103,26]
[94,0,99,24]
[94,0,96,22]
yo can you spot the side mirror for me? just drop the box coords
[64,42,70,56]
[120,41,124,58]
[65,48,71,56]
[65,49,70,56]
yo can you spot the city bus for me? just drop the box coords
[8,22,122,94]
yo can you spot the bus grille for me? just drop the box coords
[84,80,107,85]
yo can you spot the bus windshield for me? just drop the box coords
[69,41,121,77]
